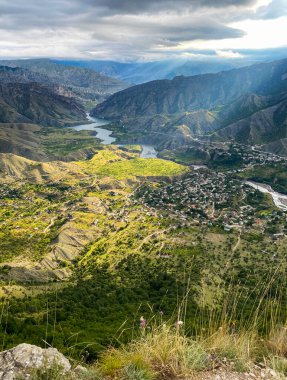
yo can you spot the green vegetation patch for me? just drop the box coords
[94,157,187,179]
[38,127,102,157]
[75,147,187,179]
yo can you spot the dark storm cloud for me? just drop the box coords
[0,0,246,45]
[0,0,257,29]
[90,19,245,44]
[82,0,257,14]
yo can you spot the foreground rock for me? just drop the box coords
[0,343,71,380]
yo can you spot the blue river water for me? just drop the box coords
[72,114,157,158]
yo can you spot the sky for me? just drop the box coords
[0,0,286,61]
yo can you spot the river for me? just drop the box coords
[71,114,157,158]
[245,181,287,211]
[71,118,287,209]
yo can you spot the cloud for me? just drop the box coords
[0,0,284,60]
[216,50,244,58]
[82,0,257,14]
[254,0,287,19]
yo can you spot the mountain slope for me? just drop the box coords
[0,66,108,160]
[0,152,85,183]
[0,82,86,127]
[0,123,46,161]
[92,58,287,153]
[0,59,129,101]
[0,65,87,126]
[0,66,54,86]
[93,59,287,119]
[216,93,287,149]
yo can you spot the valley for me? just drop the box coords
[0,56,286,378]
[92,59,287,158]
[0,137,286,362]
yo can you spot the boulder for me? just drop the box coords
[0,343,71,380]
[74,365,88,375]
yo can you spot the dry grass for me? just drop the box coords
[98,324,208,379]
[267,326,287,357]
[94,319,287,379]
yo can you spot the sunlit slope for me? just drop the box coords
[0,153,84,183]
[0,147,187,184]
[75,146,188,179]
[0,148,187,283]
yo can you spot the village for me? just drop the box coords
[206,141,287,168]
[133,167,287,237]
[241,145,287,166]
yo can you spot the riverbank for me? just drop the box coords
[70,114,158,158]
[245,180,287,211]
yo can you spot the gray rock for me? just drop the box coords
[74,365,88,375]
[0,343,71,380]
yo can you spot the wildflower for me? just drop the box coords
[176,320,184,327]
[140,316,146,328]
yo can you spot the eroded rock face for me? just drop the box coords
[0,343,71,380]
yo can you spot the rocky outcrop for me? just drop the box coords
[0,344,71,380]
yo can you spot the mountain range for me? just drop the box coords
[55,58,251,85]
[0,57,287,158]
[0,59,129,101]
[92,58,287,154]
[0,60,133,160]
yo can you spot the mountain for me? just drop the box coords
[216,93,287,145]
[0,123,46,161]
[55,48,287,85]
[0,65,89,159]
[0,59,129,101]
[92,58,287,153]
[0,65,53,86]
[0,65,87,127]
[93,59,287,118]
[55,59,253,84]
[0,80,86,127]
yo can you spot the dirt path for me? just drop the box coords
[43,217,57,234]
[232,232,241,252]
[137,227,171,250]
